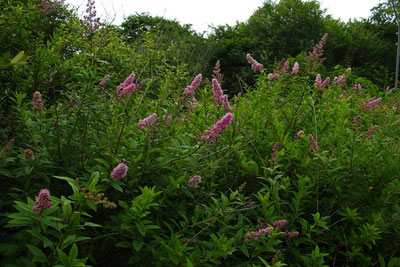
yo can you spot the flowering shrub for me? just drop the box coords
[1,8,400,267]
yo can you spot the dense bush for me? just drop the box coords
[1,0,400,266]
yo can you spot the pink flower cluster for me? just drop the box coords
[138,113,157,129]
[32,189,53,213]
[309,33,328,60]
[271,219,287,228]
[81,0,100,31]
[269,142,280,166]
[334,68,351,84]
[284,231,299,237]
[184,74,202,97]
[281,59,290,73]
[364,125,377,140]
[188,175,201,188]
[116,73,137,97]
[33,91,43,110]
[212,79,233,111]
[200,112,233,142]
[386,86,394,95]
[99,74,110,86]
[360,97,382,111]
[246,54,263,72]
[166,115,172,125]
[268,73,280,81]
[334,75,347,84]
[244,227,274,243]
[110,162,128,180]
[295,130,304,140]
[314,74,330,90]
[308,134,319,152]
[292,62,299,75]
[187,97,199,112]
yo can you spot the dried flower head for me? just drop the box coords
[24,149,35,161]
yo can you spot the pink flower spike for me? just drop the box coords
[188,175,201,188]
[32,91,43,110]
[121,83,137,97]
[32,189,53,213]
[99,74,110,86]
[308,134,319,152]
[212,79,232,110]
[138,113,158,129]
[292,62,299,75]
[246,53,263,72]
[295,130,304,139]
[116,73,135,95]
[200,112,233,142]
[282,59,290,73]
[184,74,202,97]
[111,162,128,180]
[272,219,287,228]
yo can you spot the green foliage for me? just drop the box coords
[1,0,400,266]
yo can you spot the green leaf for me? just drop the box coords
[83,222,102,228]
[132,240,143,252]
[61,235,90,250]
[69,244,78,261]
[136,221,146,236]
[186,258,194,267]
[10,51,25,64]
[53,176,79,194]
[26,244,48,263]
[87,172,99,191]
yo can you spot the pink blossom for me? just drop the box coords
[212,79,233,111]
[32,189,53,213]
[292,62,299,75]
[308,134,319,152]
[339,93,345,99]
[121,83,137,97]
[116,73,135,95]
[166,115,172,125]
[246,53,263,72]
[188,175,201,188]
[110,162,128,180]
[314,75,330,90]
[282,59,290,73]
[200,112,233,142]
[184,74,202,97]
[285,231,299,237]
[32,91,43,110]
[268,142,279,166]
[272,219,287,228]
[244,227,274,243]
[334,75,347,84]
[360,97,382,111]
[386,86,394,95]
[268,73,280,81]
[99,74,110,86]
[138,113,157,129]
[188,97,199,112]
[295,130,304,139]
[364,125,377,140]
[308,33,328,60]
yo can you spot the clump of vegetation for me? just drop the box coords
[1,0,400,266]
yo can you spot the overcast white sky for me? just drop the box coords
[66,0,384,34]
